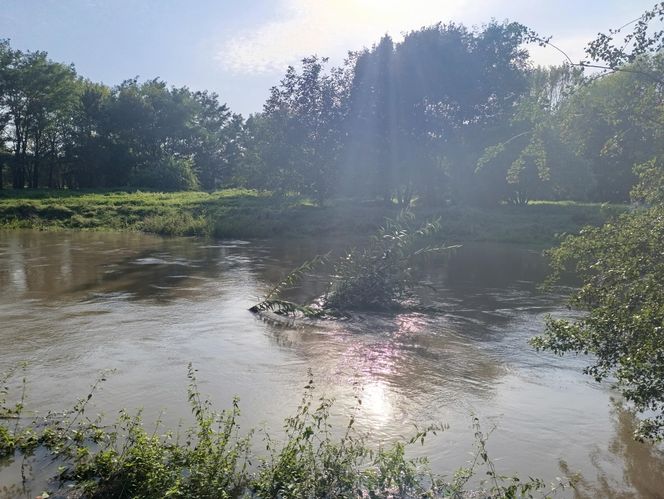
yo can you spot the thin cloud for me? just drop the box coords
[217,0,474,74]
[216,0,610,75]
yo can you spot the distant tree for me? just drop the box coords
[346,35,399,203]
[0,40,12,188]
[189,91,244,191]
[99,79,204,190]
[240,113,288,192]
[249,56,349,204]
[0,39,236,191]
[68,81,114,187]
[559,56,663,202]
[0,44,79,188]
[476,65,594,204]
[346,22,533,206]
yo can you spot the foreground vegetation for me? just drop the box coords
[0,188,625,244]
[0,366,573,498]
[533,162,664,441]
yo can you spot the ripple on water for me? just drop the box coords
[0,232,663,497]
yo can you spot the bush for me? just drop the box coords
[322,212,451,311]
[532,205,664,440]
[129,157,200,191]
[250,211,456,316]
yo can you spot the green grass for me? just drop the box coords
[0,188,627,245]
[437,201,626,246]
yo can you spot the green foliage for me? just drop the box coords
[250,254,329,317]
[68,365,252,498]
[347,22,532,205]
[250,212,456,315]
[0,42,243,192]
[0,40,80,189]
[253,376,367,497]
[476,65,594,205]
[244,56,349,205]
[631,158,664,205]
[532,205,664,440]
[323,212,453,311]
[584,2,664,73]
[128,157,200,192]
[0,366,572,498]
[557,55,664,202]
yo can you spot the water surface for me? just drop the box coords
[1,230,663,498]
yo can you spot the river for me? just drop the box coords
[0,230,663,498]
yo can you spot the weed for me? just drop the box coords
[0,366,575,498]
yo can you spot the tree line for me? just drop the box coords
[0,41,243,191]
[1,20,662,205]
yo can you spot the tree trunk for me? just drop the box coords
[32,130,41,188]
[12,121,24,189]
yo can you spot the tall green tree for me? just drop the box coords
[533,2,664,440]
[346,22,533,206]
[67,81,114,187]
[188,91,244,191]
[0,44,79,188]
[249,56,349,204]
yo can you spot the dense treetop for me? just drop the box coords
[0,16,662,208]
[531,2,664,441]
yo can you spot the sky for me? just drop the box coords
[0,0,657,116]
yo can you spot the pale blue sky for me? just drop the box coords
[0,0,656,115]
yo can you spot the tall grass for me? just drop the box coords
[0,188,625,244]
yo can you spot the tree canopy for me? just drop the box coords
[532,2,664,441]
[0,14,661,209]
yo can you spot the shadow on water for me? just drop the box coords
[569,401,664,499]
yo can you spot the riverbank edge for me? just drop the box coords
[0,189,627,246]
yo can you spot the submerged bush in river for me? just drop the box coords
[322,212,452,312]
[251,212,457,316]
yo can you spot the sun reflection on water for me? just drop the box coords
[344,312,431,428]
[358,379,392,425]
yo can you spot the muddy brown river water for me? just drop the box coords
[0,230,663,497]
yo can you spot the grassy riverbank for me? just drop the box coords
[0,189,626,245]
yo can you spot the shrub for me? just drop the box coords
[129,157,200,192]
